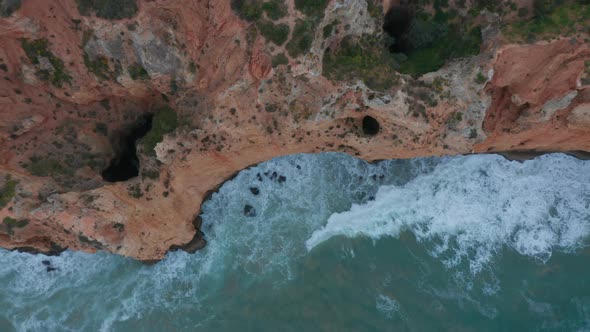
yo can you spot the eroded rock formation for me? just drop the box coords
[0,0,588,260]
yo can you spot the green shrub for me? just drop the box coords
[446,111,463,129]
[323,21,337,38]
[2,217,28,236]
[142,107,178,155]
[286,19,314,57]
[294,0,328,17]
[0,177,18,208]
[582,60,590,85]
[128,63,149,80]
[20,38,72,88]
[127,184,143,199]
[262,0,287,20]
[272,53,289,67]
[231,0,262,22]
[381,4,483,76]
[75,0,138,20]
[83,53,111,80]
[141,168,160,180]
[323,35,400,91]
[504,1,590,41]
[257,20,290,45]
[475,72,486,84]
[366,0,383,19]
[397,27,482,76]
[27,156,71,177]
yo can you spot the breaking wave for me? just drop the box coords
[307,154,590,274]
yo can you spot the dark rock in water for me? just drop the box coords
[372,174,377,181]
[244,204,256,217]
[42,260,51,266]
[256,173,263,182]
[270,171,278,180]
[296,165,301,170]
[167,215,208,254]
[278,175,286,183]
[46,266,57,273]
[368,196,375,201]
[250,187,260,195]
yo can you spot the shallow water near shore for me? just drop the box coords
[1,153,590,331]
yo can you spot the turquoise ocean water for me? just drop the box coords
[1,153,590,331]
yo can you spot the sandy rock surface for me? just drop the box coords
[0,0,588,260]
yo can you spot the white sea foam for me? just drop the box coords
[1,153,588,330]
[376,294,401,319]
[307,154,590,274]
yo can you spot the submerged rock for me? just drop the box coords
[243,205,256,217]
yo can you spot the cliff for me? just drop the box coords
[0,0,589,260]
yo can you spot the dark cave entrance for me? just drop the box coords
[382,5,413,53]
[101,114,153,182]
[362,116,380,136]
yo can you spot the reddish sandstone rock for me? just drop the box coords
[0,0,588,261]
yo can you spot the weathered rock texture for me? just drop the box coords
[0,0,588,260]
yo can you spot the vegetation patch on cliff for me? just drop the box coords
[81,30,114,80]
[141,107,178,155]
[323,35,400,91]
[287,19,315,58]
[582,60,590,86]
[232,0,291,47]
[503,1,590,42]
[324,1,484,84]
[294,0,328,18]
[382,3,482,76]
[128,63,150,80]
[262,0,287,20]
[83,54,112,80]
[257,20,290,46]
[21,38,72,88]
[0,176,18,209]
[2,217,28,236]
[76,0,138,20]
[25,150,104,189]
[272,53,289,68]
[27,156,74,178]
[231,0,263,22]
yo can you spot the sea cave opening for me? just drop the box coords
[382,5,413,53]
[101,114,153,182]
[362,115,380,136]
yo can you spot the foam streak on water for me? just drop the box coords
[307,154,590,274]
[0,153,588,331]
